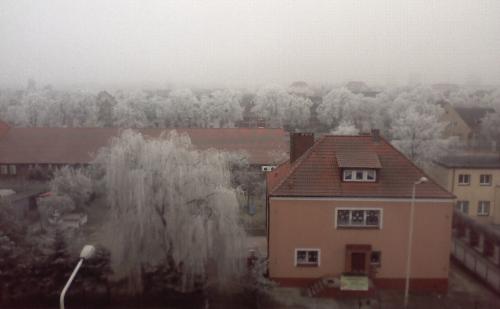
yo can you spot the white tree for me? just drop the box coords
[331,120,360,135]
[167,89,202,127]
[113,91,149,128]
[50,166,93,209]
[390,104,455,168]
[252,85,312,128]
[95,130,245,292]
[283,95,313,128]
[201,89,243,128]
[317,87,362,129]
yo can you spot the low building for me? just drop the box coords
[266,131,454,295]
[432,153,500,224]
[0,122,288,186]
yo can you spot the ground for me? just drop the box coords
[260,261,500,308]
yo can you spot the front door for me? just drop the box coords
[345,244,371,275]
[351,252,366,274]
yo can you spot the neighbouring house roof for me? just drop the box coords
[0,127,288,165]
[435,153,500,168]
[454,106,494,131]
[269,135,454,199]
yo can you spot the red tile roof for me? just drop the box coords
[0,127,288,165]
[269,135,454,199]
[336,146,382,168]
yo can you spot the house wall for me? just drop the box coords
[268,198,453,291]
[426,163,453,191]
[440,104,472,142]
[447,167,500,224]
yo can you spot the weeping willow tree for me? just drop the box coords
[94,130,246,293]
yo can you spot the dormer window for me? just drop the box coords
[343,169,376,182]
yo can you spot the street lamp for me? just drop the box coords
[404,177,428,308]
[60,244,96,309]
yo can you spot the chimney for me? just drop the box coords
[371,129,380,142]
[0,120,10,139]
[290,132,314,163]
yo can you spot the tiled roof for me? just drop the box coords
[269,135,453,199]
[336,145,382,168]
[435,153,500,168]
[0,127,288,165]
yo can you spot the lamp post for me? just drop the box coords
[404,177,428,308]
[60,244,96,309]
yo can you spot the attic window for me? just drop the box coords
[343,169,376,182]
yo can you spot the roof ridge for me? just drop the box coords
[270,135,326,195]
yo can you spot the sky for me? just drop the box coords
[1,0,500,89]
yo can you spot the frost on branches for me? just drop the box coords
[95,130,246,293]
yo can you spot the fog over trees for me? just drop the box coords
[1,81,500,168]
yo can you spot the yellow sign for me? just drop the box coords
[340,275,369,291]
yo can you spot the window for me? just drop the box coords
[295,249,320,266]
[8,165,16,175]
[480,174,492,186]
[0,165,7,175]
[455,200,469,214]
[458,174,470,185]
[343,169,377,182]
[478,201,490,216]
[336,208,382,228]
[370,251,381,267]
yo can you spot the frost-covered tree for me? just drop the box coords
[390,104,455,168]
[167,89,202,127]
[331,120,360,135]
[201,89,243,128]
[95,130,245,292]
[113,91,149,128]
[96,91,117,127]
[317,87,362,129]
[50,166,93,208]
[252,85,312,128]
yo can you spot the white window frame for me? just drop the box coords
[334,207,383,229]
[0,165,8,175]
[458,174,470,185]
[261,165,276,172]
[479,174,492,186]
[455,200,469,214]
[342,169,377,182]
[478,201,491,216]
[294,248,321,266]
[8,165,16,175]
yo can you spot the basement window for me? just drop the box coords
[343,169,376,182]
[295,249,320,267]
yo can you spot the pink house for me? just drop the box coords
[266,132,454,295]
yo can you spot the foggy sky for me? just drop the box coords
[1,0,500,88]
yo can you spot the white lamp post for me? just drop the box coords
[404,177,428,308]
[60,244,96,309]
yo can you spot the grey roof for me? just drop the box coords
[454,106,494,131]
[436,154,500,168]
